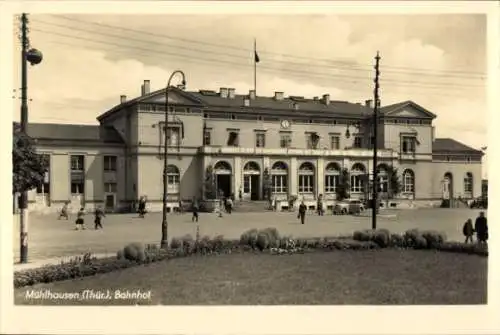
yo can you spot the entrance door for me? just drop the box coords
[105,193,116,212]
[216,175,231,198]
[250,175,259,200]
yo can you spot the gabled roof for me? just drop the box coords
[97,86,206,122]
[432,138,483,155]
[379,100,437,119]
[15,122,124,144]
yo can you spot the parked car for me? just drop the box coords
[470,197,488,209]
[333,199,365,215]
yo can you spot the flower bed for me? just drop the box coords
[14,227,488,288]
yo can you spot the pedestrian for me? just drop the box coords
[317,194,324,216]
[217,197,224,218]
[94,206,105,230]
[297,200,307,225]
[474,211,488,245]
[178,199,184,214]
[238,187,242,203]
[226,196,233,214]
[192,197,199,222]
[58,201,70,220]
[138,196,146,218]
[462,218,474,243]
[271,196,276,211]
[75,207,86,230]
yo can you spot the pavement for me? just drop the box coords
[12,208,484,270]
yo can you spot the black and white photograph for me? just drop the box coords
[1,1,499,334]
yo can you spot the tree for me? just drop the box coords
[203,165,217,200]
[387,166,402,199]
[335,168,350,201]
[13,130,48,194]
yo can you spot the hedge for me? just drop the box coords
[14,227,488,288]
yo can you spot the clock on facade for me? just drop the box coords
[280,120,290,129]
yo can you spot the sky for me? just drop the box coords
[11,13,488,174]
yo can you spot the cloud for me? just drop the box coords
[11,14,487,157]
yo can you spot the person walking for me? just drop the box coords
[58,201,70,220]
[297,200,307,225]
[474,211,488,245]
[138,196,147,218]
[75,207,86,230]
[226,196,233,214]
[462,218,474,244]
[317,194,324,216]
[192,197,199,222]
[94,206,106,230]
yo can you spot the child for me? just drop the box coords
[94,206,105,230]
[462,218,474,243]
[75,207,86,230]
[58,201,70,220]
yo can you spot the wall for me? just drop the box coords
[430,161,482,199]
[204,119,357,150]
[383,122,433,157]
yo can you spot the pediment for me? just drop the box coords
[141,89,204,107]
[383,101,436,119]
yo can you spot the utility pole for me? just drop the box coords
[18,13,43,263]
[371,51,381,230]
[19,13,30,263]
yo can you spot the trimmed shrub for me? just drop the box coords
[123,243,145,262]
[116,249,125,260]
[259,227,280,246]
[170,237,182,249]
[389,233,405,248]
[421,230,447,248]
[256,232,270,251]
[353,229,390,247]
[414,236,428,249]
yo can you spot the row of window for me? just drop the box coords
[37,181,118,195]
[70,155,118,171]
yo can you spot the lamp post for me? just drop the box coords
[160,70,186,249]
[19,13,43,263]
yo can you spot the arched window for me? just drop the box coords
[377,164,389,193]
[402,169,415,194]
[271,161,288,194]
[464,172,473,198]
[350,163,366,193]
[298,162,315,194]
[167,165,180,193]
[325,162,340,193]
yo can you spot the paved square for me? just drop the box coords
[13,208,484,263]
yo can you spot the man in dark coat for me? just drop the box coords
[297,200,307,225]
[474,211,488,244]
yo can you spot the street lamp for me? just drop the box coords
[160,70,186,249]
[19,13,43,263]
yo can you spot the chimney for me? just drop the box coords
[141,84,145,96]
[228,88,236,99]
[376,99,381,108]
[365,99,373,108]
[432,126,436,142]
[143,80,151,95]
[322,94,330,105]
[120,95,127,104]
[243,98,250,107]
[293,102,299,110]
[249,90,256,100]
[274,92,284,101]
[220,87,229,98]
[313,96,319,101]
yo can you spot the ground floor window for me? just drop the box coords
[464,172,473,197]
[325,175,339,193]
[402,169,415,193]
[378,175,388,193]
[271,175,288,194]
[167,165,180,193]
[104,182,117,193]
[350,175,364,193]
[298,174,314,193]
[71,182,84,194]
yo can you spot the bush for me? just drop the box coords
[353,229,390,247]
[240,229,258,247]
[421,230,447,248]
[389,233,405,248]
[256,232,270,251]
[170,237,182,249]
[123,242,146,262]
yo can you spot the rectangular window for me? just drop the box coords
[255,132,266,148]
[227,131,239,147]
[353,136,363,148]
[306,132,320,149]
[104,156,117,172]
[298,175,314,193]
[280,133,292,148]
[71,182,85,194]
[271,175,288,193]
[203,129,211,145]
[350,175,364,193]
[104,182,117,193]
[330,135,340,150]
[324,175,339,193]
[70,155,84,171]
[402,136,416,154]
[166,127,181,146]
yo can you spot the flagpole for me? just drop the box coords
[254,39,257,94]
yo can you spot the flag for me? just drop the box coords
[254,50,260,63]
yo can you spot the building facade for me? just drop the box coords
[21,80,483,213]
